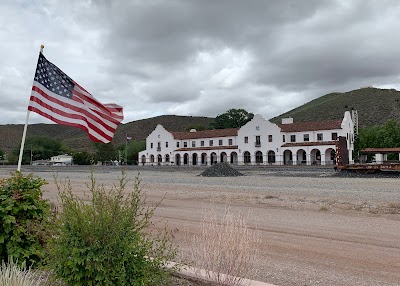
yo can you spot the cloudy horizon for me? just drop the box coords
[1,0,400,125]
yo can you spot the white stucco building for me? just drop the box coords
[50,154,73,165]
[138,112,355,166]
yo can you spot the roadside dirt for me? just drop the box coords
[1,165,399,286]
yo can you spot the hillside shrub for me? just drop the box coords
[47,171,177,286]
[0,172,51,267]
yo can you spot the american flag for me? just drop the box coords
[28,52,123,143]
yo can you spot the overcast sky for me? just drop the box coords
[1,0,400,125]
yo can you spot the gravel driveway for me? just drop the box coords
[1,165,399,286]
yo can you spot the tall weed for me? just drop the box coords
[185,204,260,286]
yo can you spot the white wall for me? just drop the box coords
[237,114,282,165]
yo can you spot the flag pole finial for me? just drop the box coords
[40,44,44,53]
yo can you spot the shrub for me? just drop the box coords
[185,205,260,286]
[47,171,177,286]
[0,257,50,286]
[0,172,51,267]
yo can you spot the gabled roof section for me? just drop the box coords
[171,128,239,140]
[278,119,342,132]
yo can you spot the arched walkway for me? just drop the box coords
[157,154,162,165]
[297,149,306,164]
[325,148,336,165]
[150,155,155,163]
[283,150,292,165]
[175,154,181,166]
[243,151,251,164]
[230,152,238,164]
[141,155,146,165]
[311,149,321,165]
[255,151,263,164]
[220,152,227,163]
[210,152,217,165]
[192,153,198,165]
[201,153,207,165]
[267,150,276,164]
[165,154,170,163]
[183,153,189,165]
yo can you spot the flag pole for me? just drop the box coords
[125,133,128,165]
[17,44,44,172]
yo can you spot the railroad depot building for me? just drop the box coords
[138,111,355,166]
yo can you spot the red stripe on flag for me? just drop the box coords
[28,106,111,143]
[31,86,117,133]
[29,95,114,143]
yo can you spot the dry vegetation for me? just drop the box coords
[182,204,260,286]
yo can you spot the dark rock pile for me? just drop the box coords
[199,162,244,177]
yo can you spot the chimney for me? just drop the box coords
[281,117,293,124]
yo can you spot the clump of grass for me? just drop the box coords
[0,258,50,286]
[185,204,260,286]
[387,202,400,214]
[319,206,329,212]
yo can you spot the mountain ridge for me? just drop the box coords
[2,87,400,154]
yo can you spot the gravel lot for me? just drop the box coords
[1,165,400,286]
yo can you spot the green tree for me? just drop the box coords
[73,151,93,165]
[213,108,254,129]
[9,136,68,165]
[94,142,116,163]
[0,148,4,160]
[356,119,400,159]
[118,140,146,165]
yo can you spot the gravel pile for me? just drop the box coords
[199,162,244,177]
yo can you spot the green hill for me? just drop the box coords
[270,87,400,127]
[0,115,214,154]
[2,87,400,156]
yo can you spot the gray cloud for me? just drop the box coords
[1,0,400,126]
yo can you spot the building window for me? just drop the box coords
[228,139,233,145]
[332,133,338,140]
[157,142,161,151]
[290,135,296,142]
[192,141,196,147]
[150,143,153,149]
[303,134,309,142]
[283,135,286,142]
[184,142,188,147]
[268,135,273,142]
[209,140,213,146]
[166,142,168,148]
[317,133,323,141]
[244,136,248,143]
[255,136,261,147]
[219,139,223,146]
[201,140,204,146]
[176,142,180,148]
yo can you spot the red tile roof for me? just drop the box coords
[281,141,336,147]
[362,148,400,154]
[176,145,238,151]
[171,128,238,140]
[278,120,342,132]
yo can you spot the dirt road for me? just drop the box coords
[1,165,399,285]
